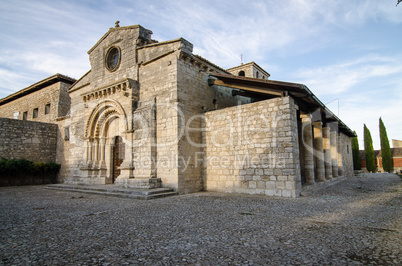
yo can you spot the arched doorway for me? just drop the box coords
[112,136,125,183]
[83,100,129,183]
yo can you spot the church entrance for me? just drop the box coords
[112,136,125,183]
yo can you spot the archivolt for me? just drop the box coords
[98,112,121,138]
[85,99,128,138]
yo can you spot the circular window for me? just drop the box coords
[105,46,121,71]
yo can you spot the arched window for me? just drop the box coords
[238,70,245,76]
[256,71,259,78]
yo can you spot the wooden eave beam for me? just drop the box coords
[210,79,283,96]
[232,89,279,100]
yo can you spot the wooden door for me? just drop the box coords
[112,136,124,183]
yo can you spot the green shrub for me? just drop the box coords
[32,161,46,175]
[364,124,376,172]
[0,158,7,174]
[351,131,361,170]
[0,158,60,186]
[379,117,392,173]
[14,158,34,175]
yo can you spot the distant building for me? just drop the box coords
[392,139,402,148]
[360,148,402,173]
[0,74,75,123]
[0,23,356,197]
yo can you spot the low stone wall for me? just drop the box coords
[0,118,58,162]
[204,97,301,197]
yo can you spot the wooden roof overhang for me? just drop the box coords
[208,72,356,137]
[0,74,76,106]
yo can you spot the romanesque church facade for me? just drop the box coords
[0,24,355,197]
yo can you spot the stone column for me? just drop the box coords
[108,141,115,176]
[301,113,315,185]
[85,140,90,164]
[337,134,344,176]
[87,138,94,178]
[323,126,333,180]
[93,138,99,168]
[330,128,339,178]
[88,138,94,167]
[100,137,106,166]
[99,138,107,173]
[312,122,325,182]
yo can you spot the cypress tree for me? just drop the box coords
[364,124,376,172]
[351,131,361,170]
[379,117,392,172]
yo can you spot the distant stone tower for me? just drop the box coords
[226,61,270,80]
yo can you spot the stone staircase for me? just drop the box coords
[46,184,177,200]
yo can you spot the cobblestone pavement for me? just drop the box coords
[0,173,401,265]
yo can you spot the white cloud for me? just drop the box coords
[21,52,89,78]
[343,0,402,24]
[293,54,402,96]
[0,69,40,97]
[340,93,402,150]
[135,0,341,67]
[144,0,402,69]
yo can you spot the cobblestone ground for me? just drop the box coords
[0,173,401,265]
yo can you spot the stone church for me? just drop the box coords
[0,23,355,197]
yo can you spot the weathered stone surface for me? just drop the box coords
[0,173,400,265]
[204,97,301,197]
[0,117,57,162]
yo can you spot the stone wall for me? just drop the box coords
[54,117,70,182]
[204,96,301,198]
[139,50,180,190]
[134,41,251,193]
[175,55,251,193]
[0,79,72,182]
[0,117,58,162]
[339,132,353,177]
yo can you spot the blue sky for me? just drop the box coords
[0,0,401,149]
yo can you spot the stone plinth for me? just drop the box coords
[115,178,162,189]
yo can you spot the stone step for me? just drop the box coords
[46,184,178,200]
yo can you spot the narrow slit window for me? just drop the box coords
[33,108,38,118]
[64,126,70,141]
[45,103,51,115]
[23,111,28,120]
